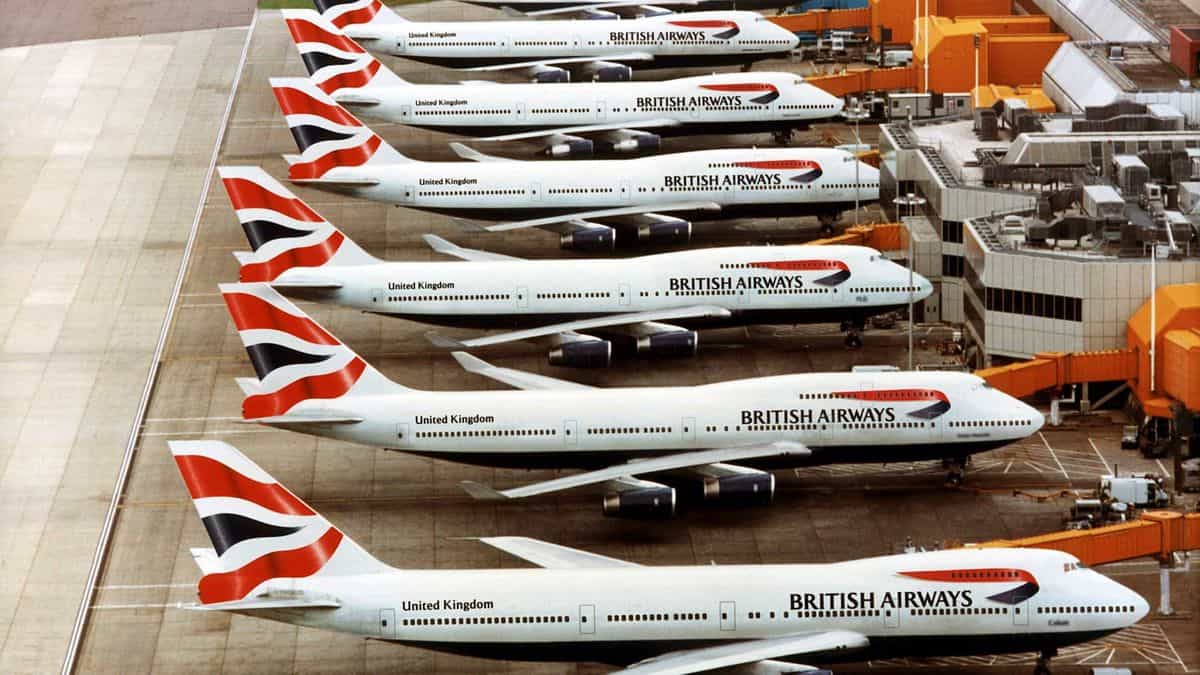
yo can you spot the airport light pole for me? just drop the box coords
[844,102,869,227]
[894,192,927,370]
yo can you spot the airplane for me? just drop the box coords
[169,439,1149,675]
[307,0,800,82]
[219,281,1043,516]
[219,166,928,353]
[284,9,844,151]
[269,77,881,242]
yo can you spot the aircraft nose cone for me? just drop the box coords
[913,272,933,300]
[1026,402,1046,432]
[1132,590,1150,621]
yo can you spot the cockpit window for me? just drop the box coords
[1063,561,1085,572]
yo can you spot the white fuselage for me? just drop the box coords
[334,147,880,219]
[244,548,1148,665]
[285,245,926,329]
[351,73,844,134]
[352,12,800,68]
[287,369,1042,468]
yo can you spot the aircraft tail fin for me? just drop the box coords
[311,0,408,28]
[168,440,389,605]
[283,9,408,94]
[269,77,412,182]
[218,166,379,282]
[219,282,411,421]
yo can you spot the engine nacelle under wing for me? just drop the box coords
[548,339,613,368]
[702,473,775,507]
[637,330,698,358]
[602,486,676,519]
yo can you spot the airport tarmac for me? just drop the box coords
[0,2,1195,674]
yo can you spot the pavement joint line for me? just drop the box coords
[60,14,259,675]
[1038,431,1070,479]
[139,428,278,437]
[97,583,193,590]
[142,415,243,423]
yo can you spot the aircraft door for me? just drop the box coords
[618,283,630,306]
[399,105,411,122]
[597,101,607,121]
[394,35,406,54]
[563,419,578,448]
[517,286,529,308]
[619,180,632,202]
[1013,601,1029,626]
[395,423,409,445]
[579,604,596,634]
[370,288,384,304]
[515,102,525,121]
[883,606,899,628]
[719,601,736,631]
[400,185,416,204]
[379,609,396,638]
[529,182,542,202]
[681,417,696,443]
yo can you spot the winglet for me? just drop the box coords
[427,332,468,349]
[460,480,510,500]
[450,350,490,371]
[451,217,488,232]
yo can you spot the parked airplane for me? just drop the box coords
[219,282,1041,515]
[220,166,927,353]
[309,0,800,81]
[170,439,1148,675]
[285,9,843,151]
[270,78,880,242]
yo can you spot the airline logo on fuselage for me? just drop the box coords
[749,259,848,286]
[899,568,1041,604]
[791,589,973,611]
[700,82,780,104]
[668,19,740,39]
[611,30,708,42]
[669,275,803,292]
[663,159,823,190]
[833,388,951,419]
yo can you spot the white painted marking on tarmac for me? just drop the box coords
[143,416,242,423]
[140,429,277,437]
[1087,437,1112,473]
[1039,432,1069,479]
[1156,458,1170,476]
[1003,461,1013,474]
[62,14,260,675]
[98,583,193,590]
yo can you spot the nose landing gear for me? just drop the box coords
[772,129,793,146]
[817,211,841,234]
[840,318,865,349]
[1033,648,1057,674]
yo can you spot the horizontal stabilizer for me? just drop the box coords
[288,177,381,187]
[450,351,595,391]
[187,595,342,612]
[246,413,365,425]
[474,536,640,569]
[269,280,345,290]
[333,94,382,106]
[422,234,523,262]
[461,441,811,500]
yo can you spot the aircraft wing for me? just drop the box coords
[422,234,524,261]
[482,202,721,232]
[186,596,342,611]
[475,118,682,143]
[523,1,695,16]
[475,536,641,568]
[430,305,732,349]
[617,630,870,674]
[449,351,596,391]
[460,441,811,500]
[462,52,654,72]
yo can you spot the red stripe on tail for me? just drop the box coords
[329,1,382,29]
[240,231,345,282]
[173,454,314,516]
[244,357,367,419]
[273,86,363,127]
[199,527,343,603]
[224,291,339,345]
[285,17,365,53]
[222,177,323,222]
[288,135,381,180]
[315,60,380,94]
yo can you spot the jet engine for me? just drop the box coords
[636,217,692,245]
[559,227,615,251]
[636,330,698,359]
[581,61,632,82]
[547,137,594,158]
[602,486,676,519]
[530,64,570,83]
[548,339,612,368]
[702,473,775,507]
[608,132,661,154]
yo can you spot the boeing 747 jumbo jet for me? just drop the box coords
[219,282,1041,515]
[285,10,843,151]
[308,0,800,80]
[270,78,880,240]
[220,166,929,353]
[170,439,1148,675]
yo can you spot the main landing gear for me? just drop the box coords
[772,129,793,146]
[840,319,865,349]
[942,456,968,487]
[1033,648,1057,674]
[817,212,840,234]
[740,62,755,72]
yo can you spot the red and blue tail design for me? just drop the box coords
[284,9,406,95]
[219,166,378,282]
[169,440,387,604]
[220,283,405,420]
[312,0,407,29]
[900,568,1041,604]
[270,77,409,181]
